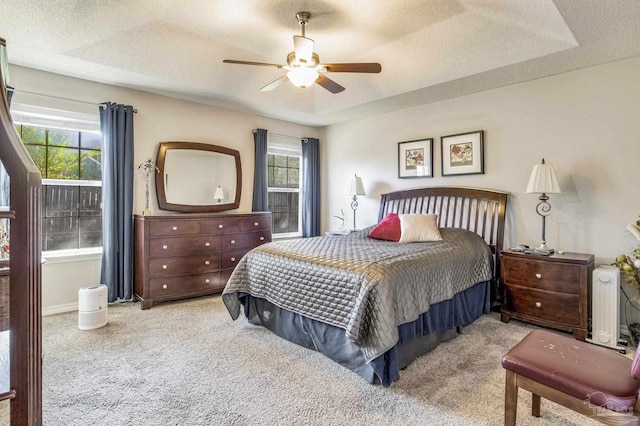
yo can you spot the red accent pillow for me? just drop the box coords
[367,213,401,242]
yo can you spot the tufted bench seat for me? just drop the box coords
[502,329,640,425]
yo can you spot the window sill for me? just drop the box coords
[272,233,302,241]
[42,247,103,264]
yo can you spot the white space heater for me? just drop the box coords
[78,284,108,330]
[587,266,622,349]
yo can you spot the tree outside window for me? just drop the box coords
[17,123,102,251]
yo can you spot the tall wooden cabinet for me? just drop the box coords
[134,212,272,309]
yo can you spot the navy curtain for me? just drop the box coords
[252,128,268,212]
[302,137,320,237]
[99,102,135,302]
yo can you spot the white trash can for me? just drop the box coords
[78,284,108,330]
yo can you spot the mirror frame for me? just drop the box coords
[155,141,242,213]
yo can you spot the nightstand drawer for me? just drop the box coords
[502,256,580,294]
[504,285,580,326]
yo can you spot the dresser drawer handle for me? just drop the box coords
[205,260,210,265]
[259,236,265,241]
[231,257,236,262]
[219,224,224,229]
[535,273,542,279]
[162,245,168,250]
[162,265,167,269]
[205,242,210,247]
[254,222,259,226]
[230,240,236,244]
[172,226,178,231]
[205,279,210,284]
[535,302,542,308]
[162,284,167,289]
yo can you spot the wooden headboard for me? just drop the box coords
[379,186,509,286]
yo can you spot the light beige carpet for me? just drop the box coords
[1,296,602,425]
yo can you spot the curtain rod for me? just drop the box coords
[10,88,138,113]
[252,129,301,140]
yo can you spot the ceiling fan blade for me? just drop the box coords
[223,59,285,69]
[293,36,314,63]
[260,75,288,92]
[316,74,345,94]
[322,63,382,73]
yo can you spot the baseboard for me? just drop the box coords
[43,303,77,316]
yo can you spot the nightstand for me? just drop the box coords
[500,250,594,341]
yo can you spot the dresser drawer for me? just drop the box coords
[149,254,220,277]
[221,230,271,250]
[220,249,251,269]
[200,219,240,234]
[239,216,271,231]
[149,220,199,237]
[149,272,222,297]
[504,285,580,326]
[149,236,221,257]
[220,269,233,286]
[502,256,580,294]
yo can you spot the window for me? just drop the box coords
[267,140,302,236]
[14,120,102,251]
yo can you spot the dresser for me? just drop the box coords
[134,212,272,309]
[500,250,594,340]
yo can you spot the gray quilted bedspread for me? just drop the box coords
[222,227,493,362]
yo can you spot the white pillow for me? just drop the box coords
[399,214,443,242]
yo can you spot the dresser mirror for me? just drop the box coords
[155,141,242,212]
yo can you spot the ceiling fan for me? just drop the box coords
[223,12,382,94]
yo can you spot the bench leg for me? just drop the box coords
[532,393,541,417]
[505,370,518,426]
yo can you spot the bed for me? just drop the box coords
[222,186,509,386]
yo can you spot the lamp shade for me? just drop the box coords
[526,159,561,194]
[345,174,366,196]
[214,186,224,201]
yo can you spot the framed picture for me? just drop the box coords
[440,130,484,176]
[398,138,433,178]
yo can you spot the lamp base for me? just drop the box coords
[536,241,554,255]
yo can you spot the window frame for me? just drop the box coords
[267,142,303,238]
[11,109,103,254]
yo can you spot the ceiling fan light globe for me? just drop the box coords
[287,68,319,88]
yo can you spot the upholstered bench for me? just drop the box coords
[502,329,640,425]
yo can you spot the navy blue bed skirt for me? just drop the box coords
[237,280,491,386]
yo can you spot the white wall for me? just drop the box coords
[10,57,640,328]
[323,56,640,325]
[8,65,320,313]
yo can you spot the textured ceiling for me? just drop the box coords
[1,0,639,127]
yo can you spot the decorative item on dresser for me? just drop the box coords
[134,212,271,309]
[500,250,594,340]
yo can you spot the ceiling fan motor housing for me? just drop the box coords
[287,51,319,68]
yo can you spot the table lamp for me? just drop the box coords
[345,174,366,231]
[526,158,561,252]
